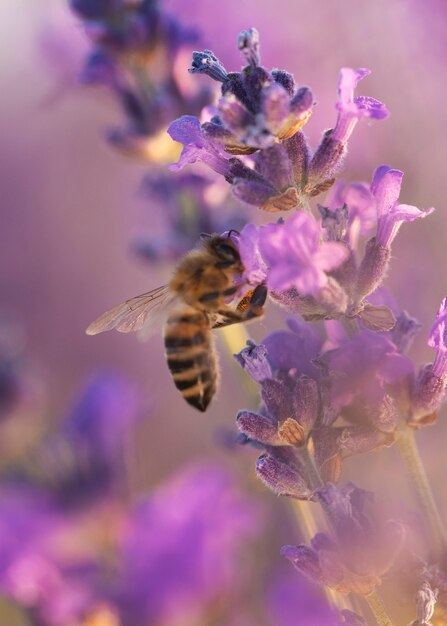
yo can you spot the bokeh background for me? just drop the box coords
[1,0,447,624]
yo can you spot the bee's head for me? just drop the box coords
[202,233,241,264]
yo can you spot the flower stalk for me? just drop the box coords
[365,591,396,626]
[396,426,447,559]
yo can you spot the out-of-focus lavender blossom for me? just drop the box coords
[281,482,405,596]
[69,0,212,159]
[136,170,249,263]
[266,568,337,626]
[0,458,263,626]
[114,462,262,626]
[0,486,102,626]
[235,329,395,489]
[0,321,31,419]
[10,371,140,507]
[169,29,388,210]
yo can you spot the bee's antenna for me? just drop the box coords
[225,229,240,239]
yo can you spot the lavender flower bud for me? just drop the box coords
[307,129,344,193]
[256,453,312,499]
[234,341,272,382]
[411,364,445,425]
[261,378,294,422]
[237,28,260,67]
[294,376,319,434]
[339,610,366,625]
[392,311,422,354]
[284,132,311,188]
[319,204,349,242]
[189,50,229,82]
[237,410,282,445]
[354,237,390,304]
[280,544,324,584]
[271,69,296,95]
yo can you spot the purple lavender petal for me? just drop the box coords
[261,83,291,132]
[376,203,434,247]
[371,165,403,218]
[234,340,272,382]
[238,223,269,284]
[168,116,232,176]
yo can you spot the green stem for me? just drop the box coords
[396,426,447,559]
[365,591,396,626]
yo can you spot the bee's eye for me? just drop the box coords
[214,243,239,261]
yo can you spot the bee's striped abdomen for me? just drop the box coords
[164,308,217,412]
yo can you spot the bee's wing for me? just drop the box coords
[86,285,174,336]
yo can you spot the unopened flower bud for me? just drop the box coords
[392,311,421,354]
[256,453,312,499]
[307,130,344,195]
[411,364,445,425]
[189,50,229,82]
[234,341,272,382]
[280,544,324,584]
[238,28,260,67]
[294,376,319,434]
[237,410,282,445]
[319,204,349,242]
[261,378,293,422]
[339,610,366,626]
[354,237,390,304]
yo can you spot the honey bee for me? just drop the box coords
[86,233,267,411]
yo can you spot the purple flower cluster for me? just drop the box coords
[69,0,212,158]
[282,483,405,595]
[164,30,445,621]
[168,29,389,211]
[237,164,433,330]
[0,340,281,626]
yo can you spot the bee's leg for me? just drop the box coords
[213,284,267,328]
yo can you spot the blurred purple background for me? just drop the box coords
[2,1,447,623]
